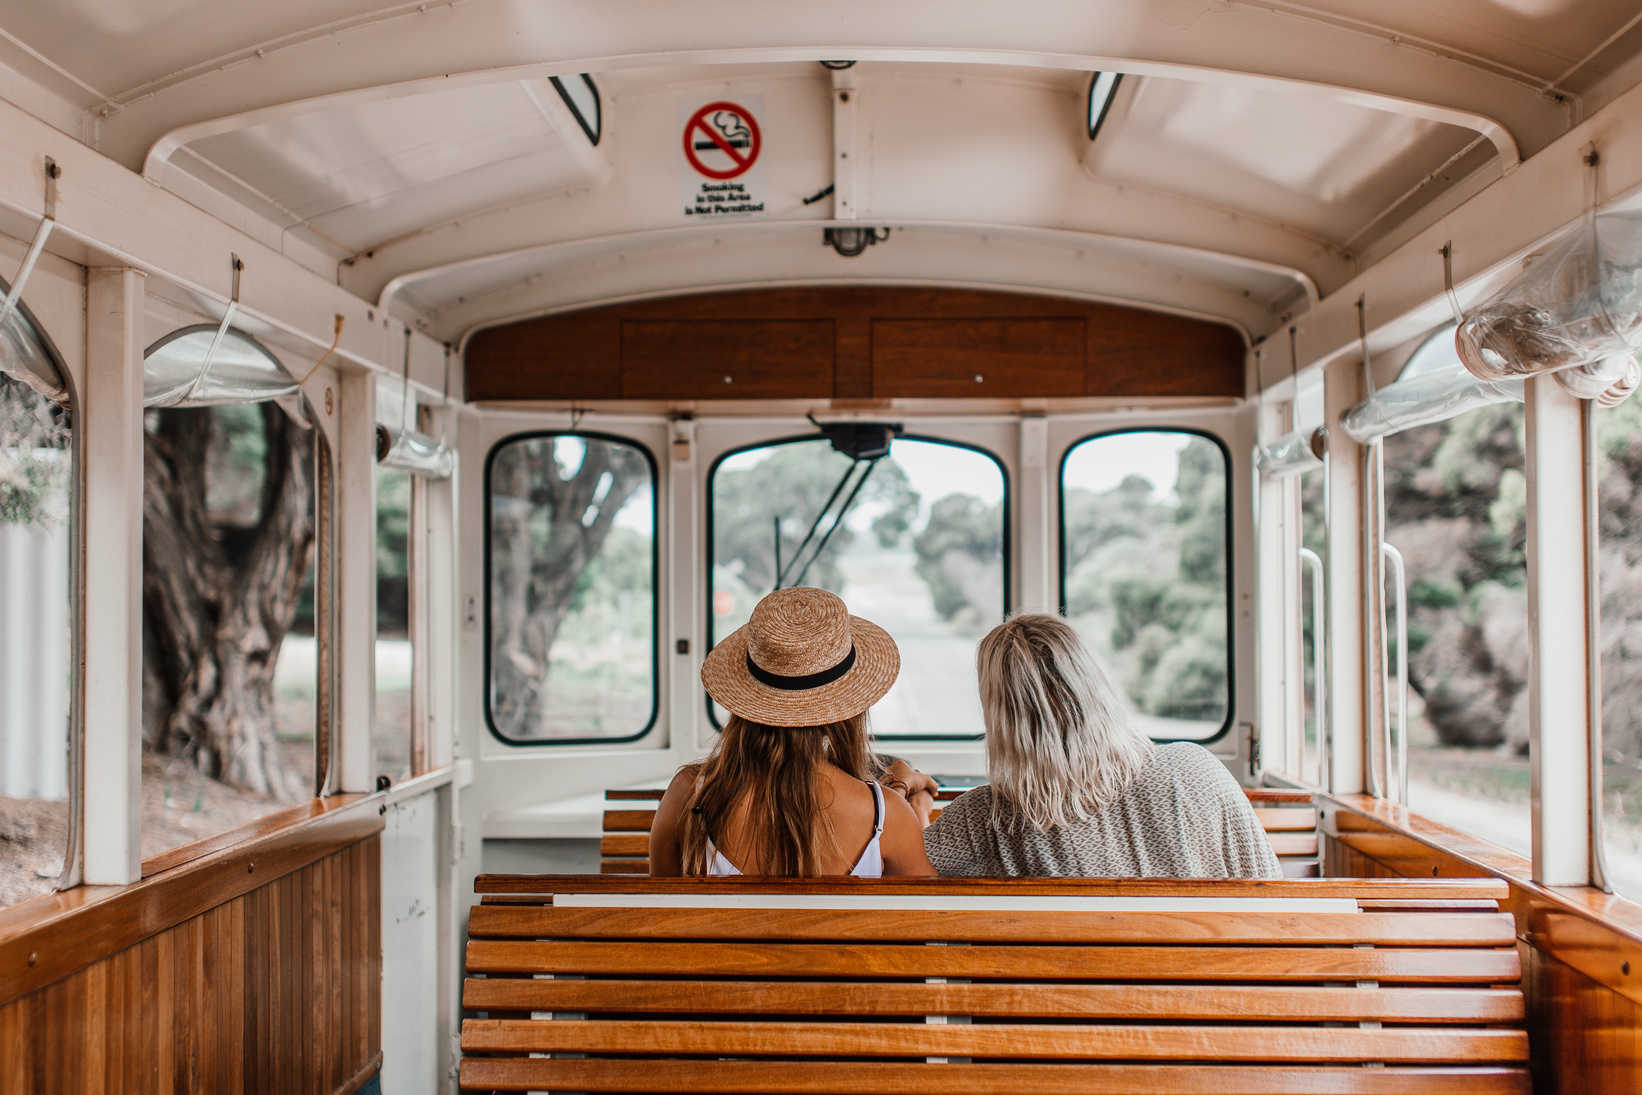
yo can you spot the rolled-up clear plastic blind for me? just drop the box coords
[0,276,67,406]
[1257,428,1323,478]
[1340,323,1525,444]
[143,325,299,408]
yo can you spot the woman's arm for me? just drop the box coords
[878,787,939,876]
[647,767,699,877]
[880,760,940,828]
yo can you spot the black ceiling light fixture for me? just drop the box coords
[549,73,602,145]
[820,60,857,70]
[1086,71,1123,141]
[824,226,890,257]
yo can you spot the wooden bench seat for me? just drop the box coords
[600,785,1323,876]
[461,875,1526,1094]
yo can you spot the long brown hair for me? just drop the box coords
[679,713,876,876]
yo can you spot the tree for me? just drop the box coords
[712,442,917,596]
[0,375,68,528]
[142,404,315,798]
[489,436,651,738]
[912,493,1002,620]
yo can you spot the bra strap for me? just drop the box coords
[866,779,885,835]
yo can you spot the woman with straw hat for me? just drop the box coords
[649,587,938,877]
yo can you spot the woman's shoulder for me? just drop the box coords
[1146,742,1251,801]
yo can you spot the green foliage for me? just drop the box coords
[205,403,267,526]
[376,467,411,581]
[713,442,919,597]
[912,493,1003,620]
[1409,577,1463,610]
[0,374,69,529]
[1062,435,1228,725]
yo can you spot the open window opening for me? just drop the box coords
[708,433,1007,740]
[139,327,320,863]
[486,432,657,744]
[1378,325,1532,860]
[0,286,75,908]
[1060,430,1232,742]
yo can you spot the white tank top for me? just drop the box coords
[707,780,885,877]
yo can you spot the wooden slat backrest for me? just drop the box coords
[459,877,1527,1094]
[598,786,1324,875]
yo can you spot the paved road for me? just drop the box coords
[838,548,987,738]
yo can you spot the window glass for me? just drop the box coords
[488,434,656,742]
[1384,402,1531,859]
[0,365,72,907]
[375,463,412,783]
[710,437,1005,738]
[1062,431,1229,740]
[141,400,318,860]
[1598,381,1642,897]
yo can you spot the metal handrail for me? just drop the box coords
[1299,547,1328,791]
[1380,541,1409,806]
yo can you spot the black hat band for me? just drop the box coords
[746,645,857,691]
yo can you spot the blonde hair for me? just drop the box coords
[678,713,876,876]
[977,614,1152,831]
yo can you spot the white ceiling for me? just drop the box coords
[0,0,1639,345]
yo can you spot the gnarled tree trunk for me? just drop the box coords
[142,405,314,798]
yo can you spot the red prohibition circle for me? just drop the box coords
[683,101,762,180]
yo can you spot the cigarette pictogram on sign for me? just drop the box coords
[683,101,763,180]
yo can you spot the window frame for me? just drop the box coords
[703,431,1011,742]
[1056,426,1236,745]
[0,273,83,894]
[481,428,662,747]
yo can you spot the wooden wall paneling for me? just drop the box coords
[463,287,1247,403]
[1088,303,1246,397]
[869,317,1086,398]
[619,319,835,399]
[0,833,380,1095]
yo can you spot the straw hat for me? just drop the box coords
[701,587,899,727]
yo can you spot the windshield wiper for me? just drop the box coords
[772,418,901,591]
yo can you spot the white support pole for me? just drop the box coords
[337,368,377,792]
[671,419,700,752]
[1017,417,1053,614]
[1254,400,1299,778]
[831,67,858,221]
[81,267,144,885]
[1525,377,1592,886]
[1323,357,1365,795]
[421,422,458,773]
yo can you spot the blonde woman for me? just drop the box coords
[918,614,1280,878]
[649,587,936,877]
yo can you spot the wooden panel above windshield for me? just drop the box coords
[464,287,1245,402]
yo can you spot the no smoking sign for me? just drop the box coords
[680,97,766,218]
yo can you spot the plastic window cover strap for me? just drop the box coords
[143,325,298,408]
[1339,364,1523,445]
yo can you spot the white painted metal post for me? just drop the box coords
[831,67,858,221]
[1254,400,1299,777]
[671,419,701,751]
[1017,417,1052,614]
[337,368,377,793]
[1323,357,1364,795]
[1525,377,1592,886]
[421,422,458,772]
[81,267,144,885]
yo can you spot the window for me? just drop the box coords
[550,74,602,146]
[0,291,74,908]
[487,433,656,742]
[1061,430,1230,741]
[1086,72,1122,141]
[1597,374,1642,897]
[140,339,320,859]
[1380,327,1530,859]
[709,436,1006,739]
[375,462,412,783]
